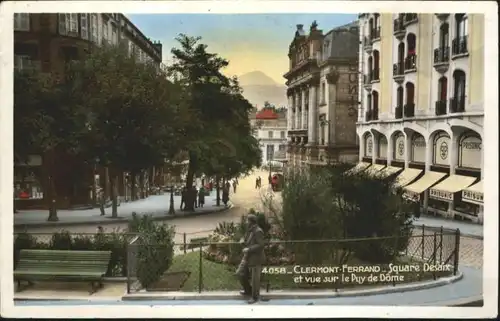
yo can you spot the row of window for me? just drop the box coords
[266,131,286,139]
[14,14,156,66]
[364,68,466,121]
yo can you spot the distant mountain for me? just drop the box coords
[238,71,288,108]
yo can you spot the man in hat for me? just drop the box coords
[236,214,265,304]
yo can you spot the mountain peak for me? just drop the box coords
[238,71,278,86]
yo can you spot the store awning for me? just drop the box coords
[394,168,422,187]
[379,166,403,178]
[429,175,477,202]
[403,171,447,201]
[365,164,386,175]
[462,181,483,205]
[346,162,371,174]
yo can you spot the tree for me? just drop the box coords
[66,45,188,217]
[167,34,261,211]
[14,69,88,221]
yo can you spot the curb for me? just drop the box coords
[14,203,234,229]
[413,223,483,240]
[121,271,463,301]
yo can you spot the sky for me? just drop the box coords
[127,14,358,84]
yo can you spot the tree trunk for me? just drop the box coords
[215,175,221,206]
[184,156,195,211]
[110,172,119,218]
[46,150,58,221]
[168,188,175,215]
[139,171,145,199]
[131,170,137,201]
[91,164,97,207]
[104,167,110,202]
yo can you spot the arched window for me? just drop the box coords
[453,70,466,99]
[438,77,448,101]
[367,56,373,80]
[397,42,405,63]
[368,18,374,38]
[372,91,379,110]
[373,50,380,80]
[367,93,372,111]
[452,69,466,112]
[407,33,416,55]
[405,82,415,105]
[397,86,404,107]
[455,14,468,38]
[439,23,449,48]
[458,131,482,168]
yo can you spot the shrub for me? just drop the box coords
[13,232,40,268]
[50,231,73,250]
[129,214,175,289]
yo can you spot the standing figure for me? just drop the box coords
[191,185,198,208]
[180,186,188,210]
[235,214,265,304]
[255,177,259,189]
[222,184,230,206]
[198,185,206,208]
[233,179,238,193]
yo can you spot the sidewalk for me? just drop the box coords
[14,191,230,228]
[413,216,483,238]
[14,266,482,306]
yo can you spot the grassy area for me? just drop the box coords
[160,252,453,292]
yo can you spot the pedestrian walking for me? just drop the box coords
[233,178,238,193]
[235,214,265,304]
[268,174,272,185]
[255,177,259,189]
[191,185,198,208]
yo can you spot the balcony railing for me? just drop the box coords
[370,68,380,82]
[363,36,372,49]
[371,27,381,41]
[393,62,404,76]
[433,47,450,64]
[372,108,379,120]
[393,19,405,36]
[404,103,415,117]
[451,36,468,57]
[364,73,372,84]
[404,54,417,72]
[403,13,418,25]
[435,100,447,116]
[395,105,403,119]
[365,109,372,122]
[450,96,466,113]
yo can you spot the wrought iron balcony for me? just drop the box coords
[450,96,466,113]
[363,36,373,52]
[393,62,405,83]
[371,27,381,42]
[404,103,415,118]
[393,19,405,39]
[395,105,403,119]
[452,36,468,57]
[433,47,450,73]
[404,54,417,72]
[370,68,380,83]
[403,13,418,26]
[435,100,447,116]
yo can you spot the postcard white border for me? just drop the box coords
[1,1,498,318]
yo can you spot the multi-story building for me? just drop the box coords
[250,108,288,168]
[14,13,163,209]
[356,13,484,223]
[284,21,359,168]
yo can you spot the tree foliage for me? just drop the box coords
[268,164,417,265]
[167,34,262,210]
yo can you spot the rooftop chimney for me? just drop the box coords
[296,24,304,31]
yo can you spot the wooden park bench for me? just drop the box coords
[183,237,209,251]
[14,249,112,294]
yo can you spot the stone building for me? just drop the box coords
[284,21,359,168]
[14,13,163,209]
[356,13,484,223]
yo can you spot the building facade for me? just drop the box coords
[284,21,359,168]
[14,13,163,209]
[250,108,288,168]
[356,13,484,223]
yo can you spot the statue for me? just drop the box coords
[310,20,318,31]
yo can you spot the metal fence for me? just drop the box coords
[125,225,461,294]
[13,225,473,294]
